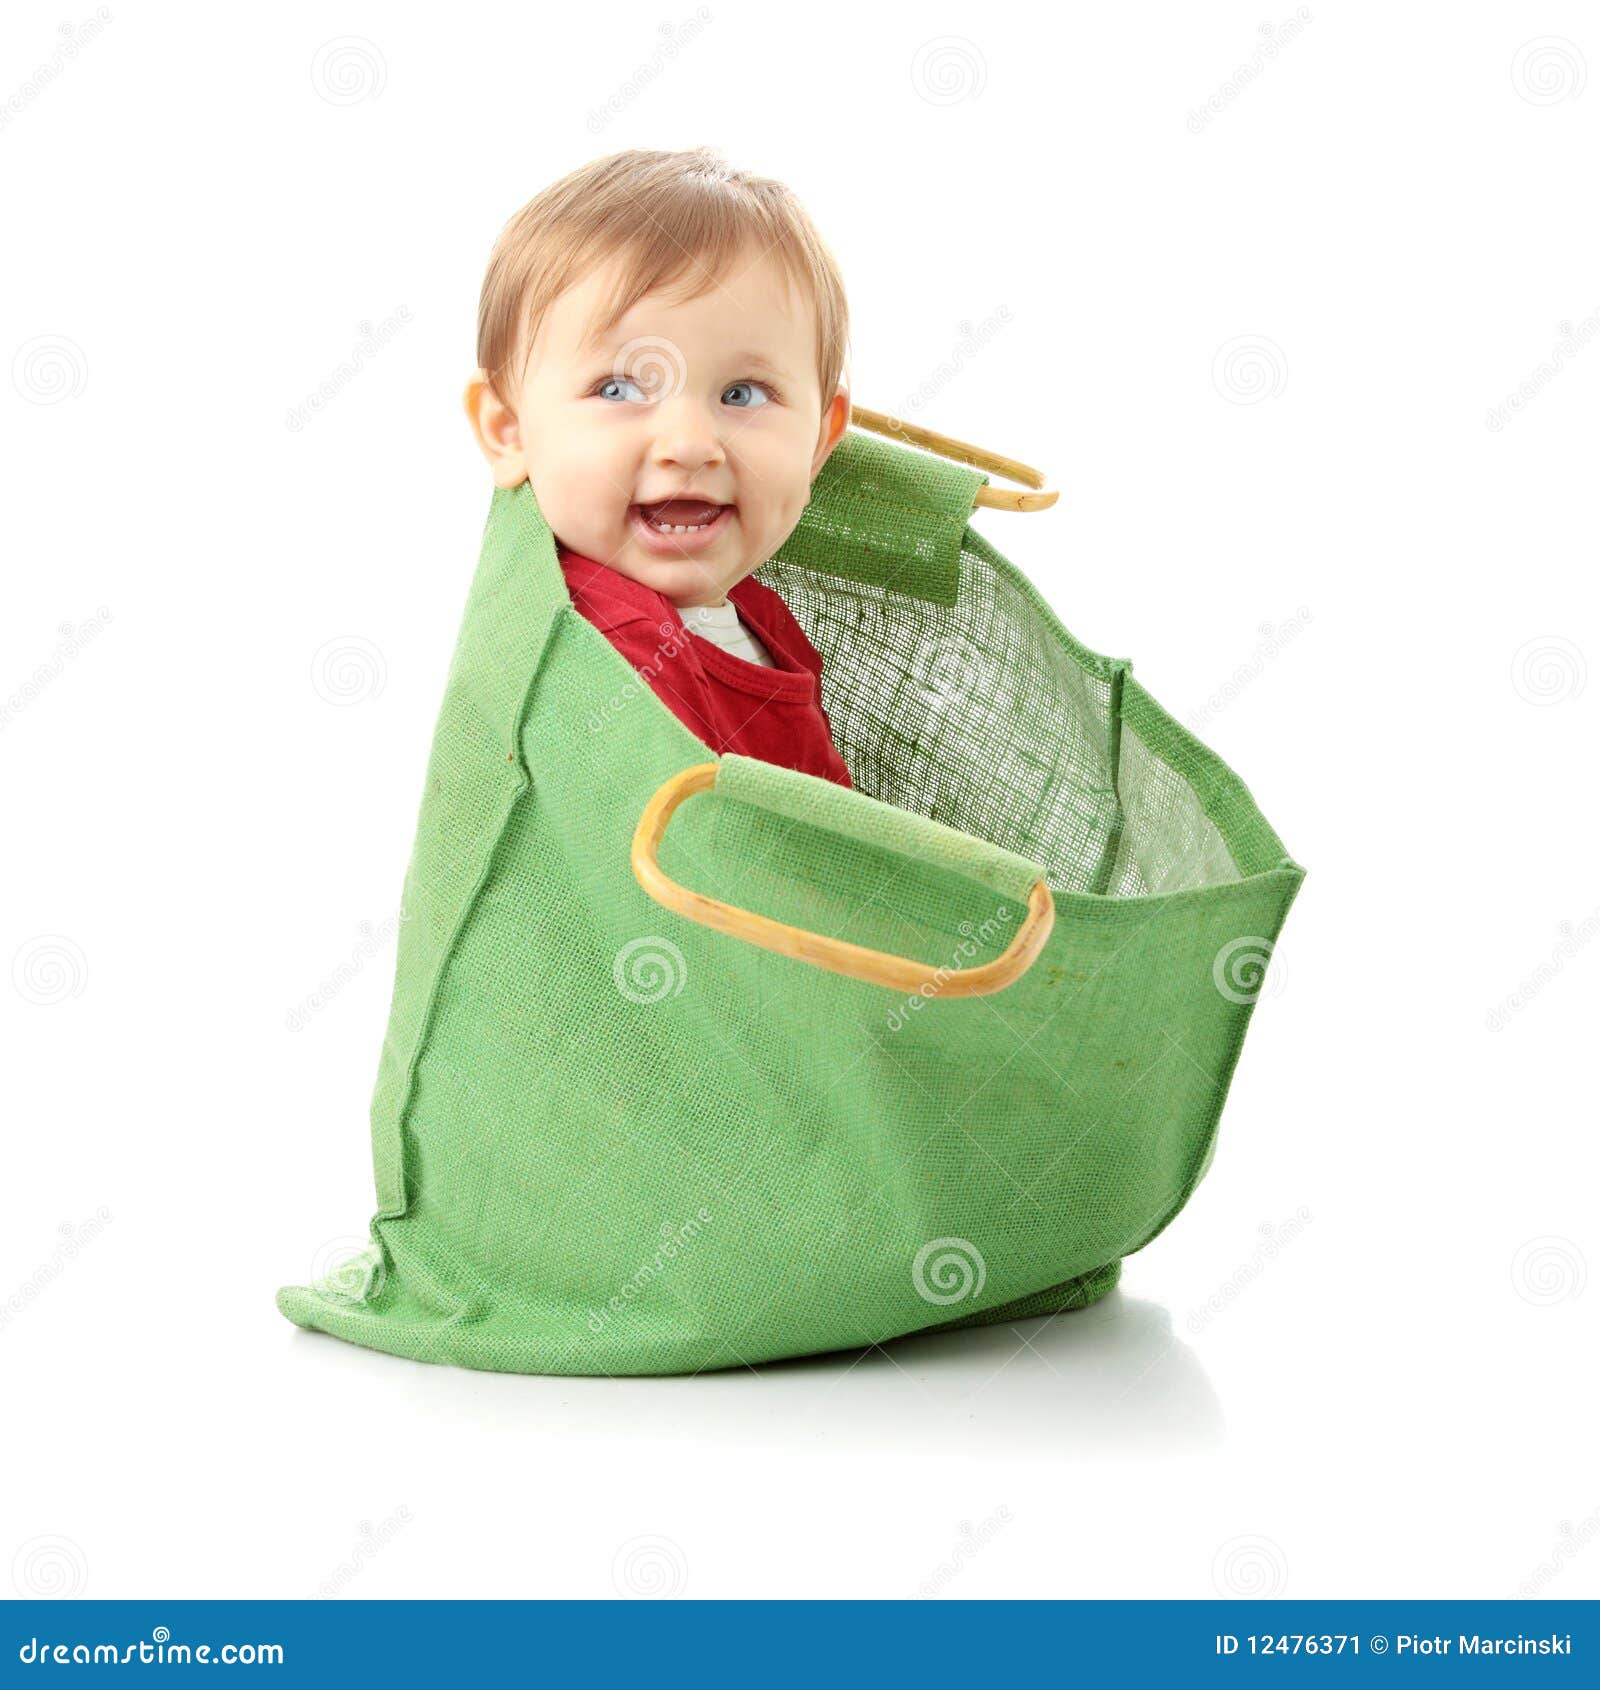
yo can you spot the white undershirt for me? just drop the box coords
[675,598,775,667]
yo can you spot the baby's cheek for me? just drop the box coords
[753,502,793,551]
[772,481,807,528]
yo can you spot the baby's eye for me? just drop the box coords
[722,380,775,409]
[592,375,648,402]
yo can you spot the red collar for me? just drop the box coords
[556,549,818,692]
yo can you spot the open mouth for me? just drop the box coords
[633,497,731,533]
[628,498,735,553]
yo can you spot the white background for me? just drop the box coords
[3,1,1595,1601]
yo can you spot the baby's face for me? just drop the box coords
[506,246,844,607]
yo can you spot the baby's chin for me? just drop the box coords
[607,522,761,602]
[615,547,751,606]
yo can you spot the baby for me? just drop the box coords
[462,147,853,788]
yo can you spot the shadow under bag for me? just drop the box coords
[277,418,1307,1376]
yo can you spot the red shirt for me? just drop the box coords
[559,549,853,789]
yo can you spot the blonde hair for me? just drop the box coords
[476,147,849,413]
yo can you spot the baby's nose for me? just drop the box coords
[649,399,727,469]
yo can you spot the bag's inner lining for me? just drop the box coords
[760,530,1244,898]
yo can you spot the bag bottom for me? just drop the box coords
[275,1255,1122,1378]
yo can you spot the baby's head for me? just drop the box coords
[465,148,851,609]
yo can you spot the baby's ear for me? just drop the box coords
[811,380,851,477]
[462,369,528,489]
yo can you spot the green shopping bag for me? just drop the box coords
[276,412,1306,1375]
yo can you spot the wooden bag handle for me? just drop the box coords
[849,404,1059,513]
[631,762,1055,996]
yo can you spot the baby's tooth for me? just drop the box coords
[643,515,714,533]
